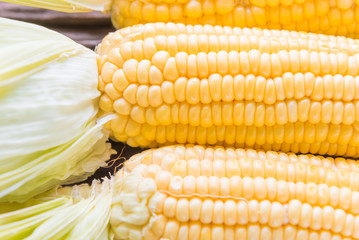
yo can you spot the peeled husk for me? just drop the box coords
[0,17,114,202]
[0,179,114,240]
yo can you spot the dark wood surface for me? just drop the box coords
[0,2,144,183]
[0,2,115,49]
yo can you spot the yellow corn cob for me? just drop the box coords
[111,0,359,38]
[4,0,359,38]
[97,22,359,157]
[110,144,359,239]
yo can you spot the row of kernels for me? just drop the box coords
[122,0,238,21]
[106,21,359,46]
[119,0,305,21]
[161,172,359,207]
[112,120,359,155]
[102,28,359,60]
[298,22,358,40]
[108,111,359,155]
[288,199,359,237]
[179,146,359,172]
[165,151,359,187]
[142,145,359,176]
[194,6,358,37]
[168,73,359,105]
[114,100,359,127]
[264,3,355,23]
[159,197,285,227]
[250,0,353,10]
[150,34,359,56]
[256,142,359,157]
[114,8,359,40]
[153,170,359,211]
[176,50,359,77]
[151,145,283,166]
[158,142,359,163]
[106,115,359,156]
[158,195,359,235]
[108,36,359,68]
[148,215,349,240]
[118,0,356,24]
[102,52,359,95]
[179,15,359,40]
[133,115,348,143]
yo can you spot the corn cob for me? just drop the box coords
[111,0,359,38]
[4,0,359,38]
[110,145,359,239]
[97,22,359,157]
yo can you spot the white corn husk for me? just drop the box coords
[0,17,114,202]
[0,179,114,240]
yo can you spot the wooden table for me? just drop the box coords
[0,2,114,49]
[0,2,144,183]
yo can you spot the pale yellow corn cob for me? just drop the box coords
[97,22,359,157]
[110,145,359,239]
[111,0,359,38]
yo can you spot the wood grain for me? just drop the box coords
[0,2,115,49]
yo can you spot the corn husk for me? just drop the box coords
[0,179,113,240]
[0,17,114,202]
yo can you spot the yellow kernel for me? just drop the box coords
[149,66,163,85]
[338,0,353,9]
[156,4,170,22]
[186,78,200,104]
[174,77,187,102]
[217,51,229,75]
[130,106,145,124]
[185,0,202,18]
[275,102,288,125]
[125,118,141,137]
[176,198,189,222]
[188,54,198,77]
[208,74,222,102]
[179,103,189,125]
[200,199,214,224]
[143,38,158,59]
[99,94,113,112]
[162,81,176,104]
[142,3,156,22]
[332,102,344,124]
[137,60,151,84]
[164,196,177,218]
[136,85,149,108]
[152,51,170,71]
[113,98,131,115]
[163,57,180,82]
[123,84,138,104]
[101,62,118,83]
[189,104,201,126]
[197,52,209,78]
[156,105,171,125]
[148,85,163,107]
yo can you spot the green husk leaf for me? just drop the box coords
[0,17,114,202]
[1,0,112,13]
[0,179,113,240]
